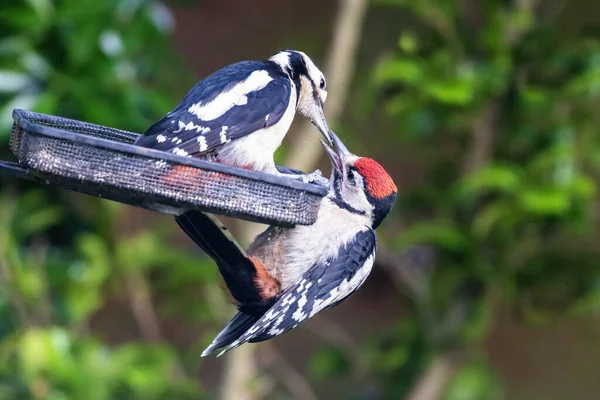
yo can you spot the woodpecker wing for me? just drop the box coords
[201,312,260,357]
[213,228,378,356]
[135,61,292,157]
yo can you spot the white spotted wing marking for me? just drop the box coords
[172,148,189,157]
[188,70,273,121]
[139,67,292,160]
[220,126,229,144]
[197,136,208,152]
[173,120,212,134]
[216,229,377,356]
[309,254,374,318]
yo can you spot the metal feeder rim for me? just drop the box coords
[12,109,329,197]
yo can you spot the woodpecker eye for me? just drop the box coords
[319,77,326,90]
[346,169,356,185]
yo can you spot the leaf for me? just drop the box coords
[398,33,418,53]
[0,71,32,93]
[0,93,39,132]
[443,361,501,400]
[14,268,44,299]
[518,189,571,216]
[20,206,65,235]
[569,175,596,199]
[307,346,351,380]
[18,328,72,377]
[461,297,493,342]
[374,57,424,85]
[472,201,515,238]
[425,79,475,106]
[395,221,468,251]
[26,0,55,25]
[458,165,522,198]
[75,233,111,285]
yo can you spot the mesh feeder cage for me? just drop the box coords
[2,109,327,227]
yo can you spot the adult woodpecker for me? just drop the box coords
[135,50,331,181]
[176,132,397,356]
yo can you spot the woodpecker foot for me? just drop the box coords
[281,169,328,186]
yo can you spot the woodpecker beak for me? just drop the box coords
[320,130,349,175]
[321,139,342,175]
[311,102,333,144]
[330,129,351,159]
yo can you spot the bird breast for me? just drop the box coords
[216,85,297,173]
[250,199,372,290]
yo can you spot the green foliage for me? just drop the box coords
[307,345,351,381]
[365,0,600,397]
[0,0,186,131]
[365,320,428,398]
[443,361,503,400]
[0,1,209,399]
[3,0,600,397]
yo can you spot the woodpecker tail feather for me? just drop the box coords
[175,211,262,306]
[201,312,259,357]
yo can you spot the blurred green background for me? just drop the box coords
[3,0,600,399]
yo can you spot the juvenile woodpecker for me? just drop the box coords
[176,132,397,356]
[135,50,331,180]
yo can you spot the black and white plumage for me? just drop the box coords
[175,131,398,356]
[217,229,376,351]
[135,50,330,178]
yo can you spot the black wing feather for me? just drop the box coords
[135,61,291,156]
[213,228,378,356]
[201,312,259,357]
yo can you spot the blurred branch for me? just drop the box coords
[507,0,545,43]
[462,102,500,176]
[377,246,437,299]
[126,271,163,343]
[29,236,52,326]
[542,0,567,22]
[260,342,319,400]
[222,1,369,399]
[125,267,189,381]
[406,353,464,400]
[286,0,368,172]
[0,256,30,327]
[303,318,368,379]
[0,190,30,327]
[220,345,260,400]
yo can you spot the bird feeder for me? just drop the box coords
[1,109,327,226]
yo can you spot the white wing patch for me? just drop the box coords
[292,280,311,322]
[207,228,377,358]
[220,126,229,144]
[197,136,208,152]
[172,148,189,157]
[156,134,167,143]
[310,254,375,318]
[174,120,211,134]
[188,70,273,121]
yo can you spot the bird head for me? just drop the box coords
[270,50,331,144]
[322,131,397,229]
